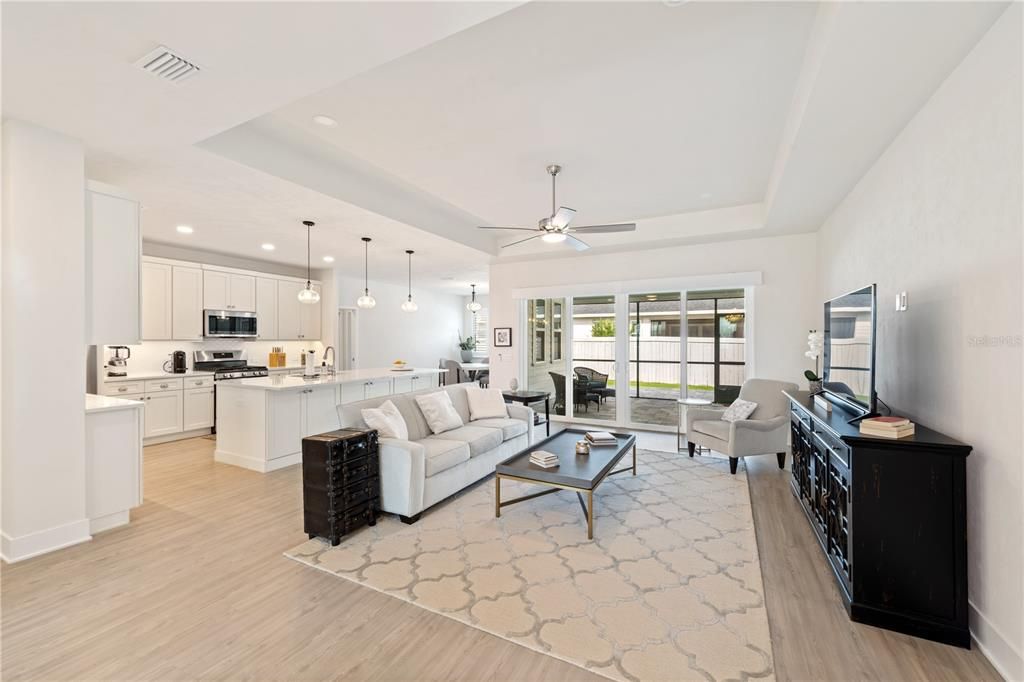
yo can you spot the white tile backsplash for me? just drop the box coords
[102,339,325,375]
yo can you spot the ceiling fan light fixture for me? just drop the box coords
[541,232,567,243]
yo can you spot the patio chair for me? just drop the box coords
[574,366,614,403]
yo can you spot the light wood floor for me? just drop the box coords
[1,431,999,681]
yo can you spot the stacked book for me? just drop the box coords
[530,450,560,469]
[860,416,915,439]
[585,431,617,446]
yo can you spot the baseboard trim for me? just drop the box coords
[214,448,300,473]
[1,519,92,564]
[144,428,212,446]
[970,601,1023,681]
[89,510,131,535]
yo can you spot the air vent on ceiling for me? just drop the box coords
[135,45,201,84]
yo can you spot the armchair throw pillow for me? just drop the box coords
[721,398,758,423]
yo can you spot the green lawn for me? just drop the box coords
[607,380,713,391]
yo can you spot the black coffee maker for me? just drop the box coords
[164,350,187,374]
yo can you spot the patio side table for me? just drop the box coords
[677,397,712,453]
[502,390,551,437]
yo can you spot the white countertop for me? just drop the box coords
[86,393,144,413]
[220,367,445,392]
[104,370,214,382]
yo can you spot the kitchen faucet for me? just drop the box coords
[322,346,336,369]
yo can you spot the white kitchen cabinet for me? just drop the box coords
[141,261,173,340]
[86,183,141,345]
[255,277,278,339]
[203,271,256,311]
[393,373,434,394]
[143,390,183,438]
[172,266,203,340]
[276,280,303,340]
[339,381,364,405]
[277,279,321,340]
[363,378,392,400]
[306,385,340,436]
[183,386,215,430]
[85,396,143,534]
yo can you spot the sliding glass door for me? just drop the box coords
[522,288,747,431]
[570,295,617,423]
[626,293,683,427]
[686,290,746,404]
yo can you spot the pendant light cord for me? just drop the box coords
[364,240,369,295]
[306,224,311,287]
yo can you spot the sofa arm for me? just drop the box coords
[505,403,535,442]
[378,439,426,517]
[730,416,790,456]
[685,406,726,433]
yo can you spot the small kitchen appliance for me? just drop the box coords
[107,346,131,377]
[304,350,318,377]
[163,350,187,374]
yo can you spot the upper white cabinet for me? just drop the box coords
[277,280,322,341]
[203,270,255,311]
[172,266,203,340]
[141,261,173,340]
[86,183,141,345]
[255,277,278,339]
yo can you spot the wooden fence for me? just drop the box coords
[570,338,745,386]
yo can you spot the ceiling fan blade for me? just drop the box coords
[550,206,576,229]
[569,222,637,233]
[501,233,544,248]
[564,234,590,251]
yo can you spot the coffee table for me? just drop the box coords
[494,428,637,539]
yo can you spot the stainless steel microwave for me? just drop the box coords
[204,309,257,338]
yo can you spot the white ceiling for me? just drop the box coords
[3,1,1011,269]
[271,1,818,228]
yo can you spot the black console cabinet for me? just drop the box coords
[785,390,972,648]
[302,428,380,546]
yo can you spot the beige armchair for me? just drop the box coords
[685,378,799,474]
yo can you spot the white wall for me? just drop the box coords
[335,274,466,369]
[1,120,91,561]
[100,339,325,376]
[817,7,1022,678]
[487,232,819,391]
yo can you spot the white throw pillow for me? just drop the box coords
[361,400,409,440]
[721,398,758,423]
[466,387,508,421]
[415,391,464,435]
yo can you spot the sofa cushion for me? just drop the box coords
[469,417,527,441]
[420,438,471,477]
[446,385,473,424]
[427,425,502,457]
[465,387,508,420]
[692,419,730,442]
[386,394,432,442]
[415,391,464,435]
[360,400,408,440]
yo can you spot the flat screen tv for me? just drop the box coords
[822,283,877,416]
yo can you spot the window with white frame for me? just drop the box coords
[472,309,489,355]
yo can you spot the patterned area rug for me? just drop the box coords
[286,449,774,681]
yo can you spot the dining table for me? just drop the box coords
[459,362,489,381]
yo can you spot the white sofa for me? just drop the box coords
[337,383,534,523]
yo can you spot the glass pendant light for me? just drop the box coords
[401,249,418,313]
[356,237,376,309]
[466,283,483,313]
[298,220,321,305]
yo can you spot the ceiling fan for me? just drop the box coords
[477,164,636,251]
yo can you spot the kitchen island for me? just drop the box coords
[214,367,444,472]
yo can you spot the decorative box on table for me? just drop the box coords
[301,428,380,546]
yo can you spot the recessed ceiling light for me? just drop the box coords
[176,225,193,234]
[312,115,337,128]
[261,243,275,251]
[322,255,335,263]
